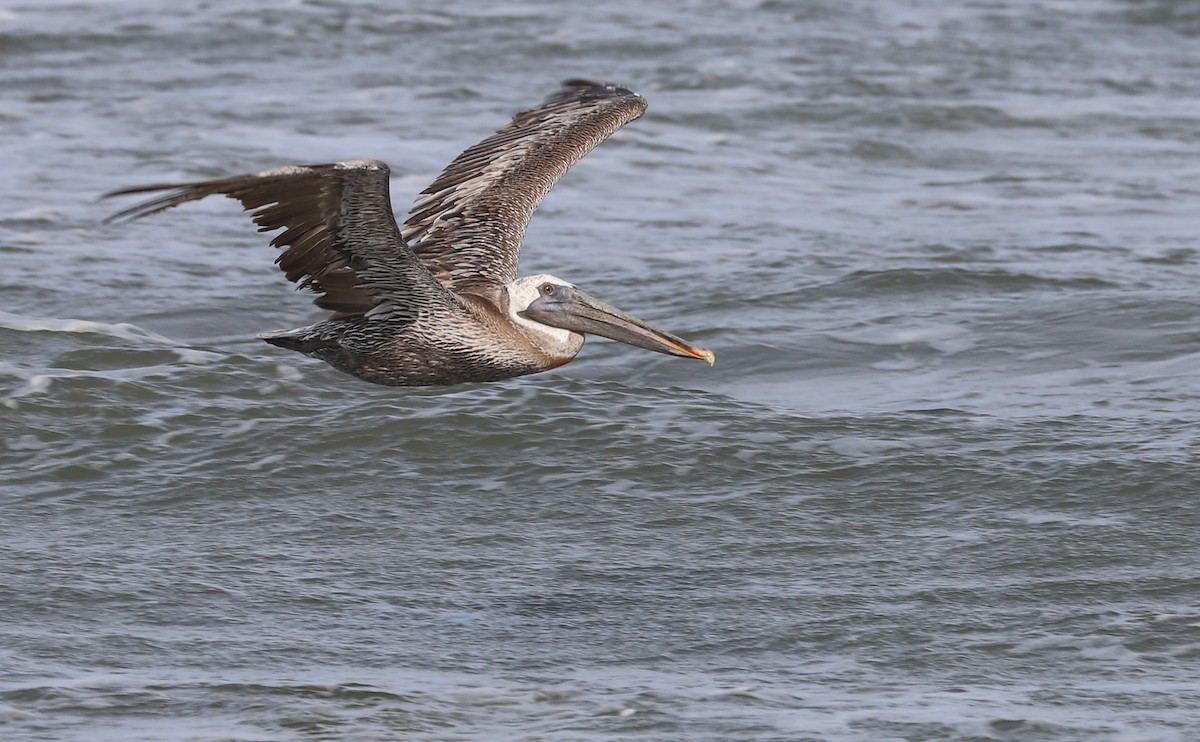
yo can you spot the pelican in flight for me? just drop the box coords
[103,79,714,387]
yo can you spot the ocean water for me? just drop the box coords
[3,1,1200,740]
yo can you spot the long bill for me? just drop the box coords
[523,286,715,365]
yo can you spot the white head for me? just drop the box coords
[505,274,583,354]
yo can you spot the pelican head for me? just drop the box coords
[506,274,714,364]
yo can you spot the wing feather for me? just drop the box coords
[102,160,454,318]
[402,79,648,292]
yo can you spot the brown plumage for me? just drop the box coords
[103,80,714,387]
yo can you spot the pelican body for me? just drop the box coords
[103,80,714,386]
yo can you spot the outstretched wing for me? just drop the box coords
[102,159,455,320]
[403,79,648,293]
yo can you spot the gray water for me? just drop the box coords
[3,1,1200,740]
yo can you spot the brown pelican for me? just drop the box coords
[103,79,715,387]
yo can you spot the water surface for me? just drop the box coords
[3,1,1200,740]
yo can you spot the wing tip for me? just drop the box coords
[550,78,643,105]
[99,159,392,226]
[98,187,191,225]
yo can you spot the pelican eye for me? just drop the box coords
[540,282,556,296]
